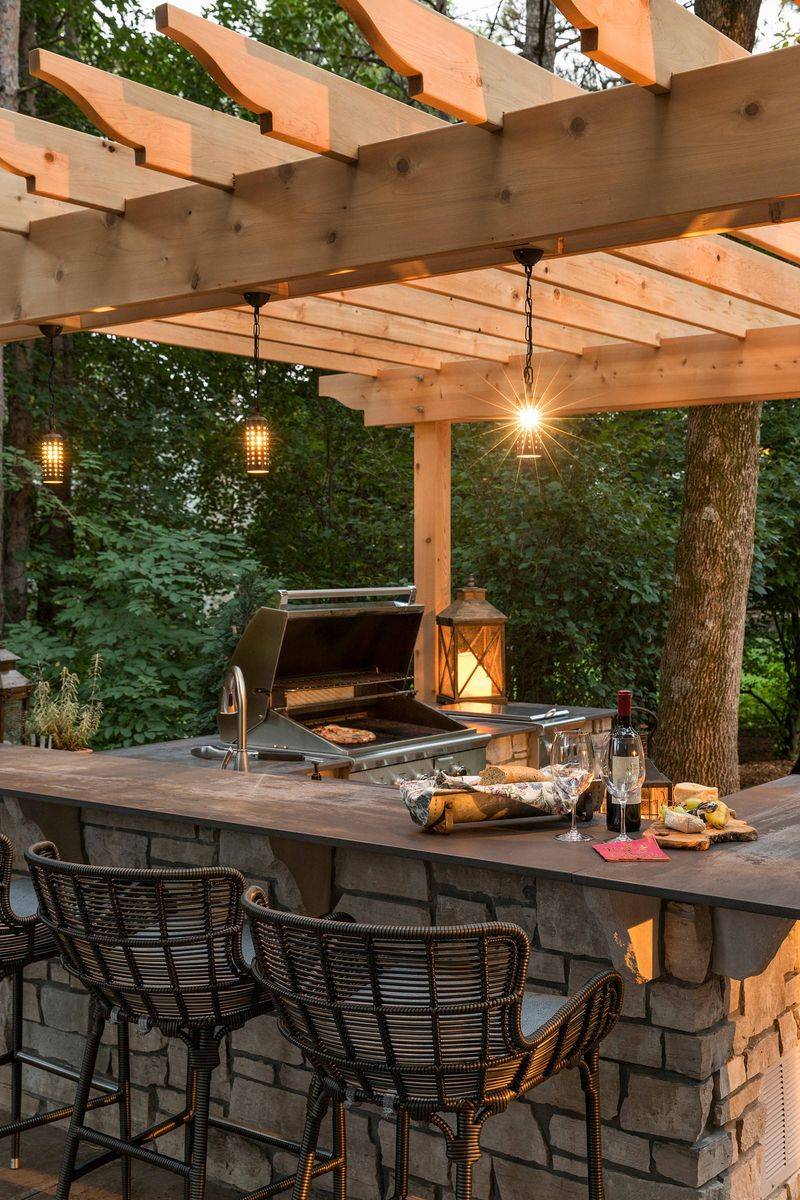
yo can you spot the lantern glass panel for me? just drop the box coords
[454,623,505,701]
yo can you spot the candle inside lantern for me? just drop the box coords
[457,650,494,699]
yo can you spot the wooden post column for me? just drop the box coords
[413,421,451,702]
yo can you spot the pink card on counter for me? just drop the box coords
[593,837,670,863]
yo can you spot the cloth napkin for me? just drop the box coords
[593,837,670,863]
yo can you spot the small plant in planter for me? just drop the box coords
[29,655,103,752]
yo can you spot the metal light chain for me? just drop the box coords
[39,323,63,430]
[523,261,535,400]
[252,298,261,413]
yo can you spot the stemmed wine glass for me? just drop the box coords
[550,730,594,844]
[600,730,646,844]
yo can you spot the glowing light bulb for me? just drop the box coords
[515,405,543,460]
[40,431,65,486]
[244,414,270,475]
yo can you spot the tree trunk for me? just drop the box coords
[694,0,761,49]
[522,0,556,70]
[3,345,35,624]
[655,1,763,797]
[0,0,22,632]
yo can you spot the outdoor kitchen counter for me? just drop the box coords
[0,741,798,919]
[5,744,800,1199]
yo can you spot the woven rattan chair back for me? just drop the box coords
[244,888,539,1110]
[26,841,259,1030]
[0,833,52,980]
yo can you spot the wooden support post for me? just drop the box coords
[413,421,451,703]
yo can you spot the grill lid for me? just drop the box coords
[221,589,424,736]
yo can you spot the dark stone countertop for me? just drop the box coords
[1,743,799,918]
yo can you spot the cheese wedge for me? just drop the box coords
[674,782,719,807]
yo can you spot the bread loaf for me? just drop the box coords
[479,764,550,785]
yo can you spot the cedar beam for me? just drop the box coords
[554,0,746,92]
[155,4,439,162]
[4,46,800,329]
[338,0,579,129]
[320,324,800,425]
[29,49,300,189]
[414,421,451,702]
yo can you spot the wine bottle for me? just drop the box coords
[606,690,643,833]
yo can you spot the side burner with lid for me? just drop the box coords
[218,587,489,783]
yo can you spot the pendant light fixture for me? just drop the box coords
[39,323,65,486]
[512,247,545,462]
[243,291,271,475]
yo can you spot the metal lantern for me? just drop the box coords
[41,430,66,486]
[437,577,508,705]
[0,649,35,744]
[243,291,272,476]
[515,405,543,461]
[244,413,270,475]
[39,323,66,486]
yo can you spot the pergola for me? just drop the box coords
[2,0,800,701]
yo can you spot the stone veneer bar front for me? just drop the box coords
[1,743,799,1200]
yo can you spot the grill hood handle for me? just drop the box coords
[278,586,416,609]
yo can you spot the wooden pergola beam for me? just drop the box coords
[155,4,439,163]
[30,49,303,190]
[408,271,696,346]
[413,421,451,701]
[0,172,79,234]
[104,319,386,376]
[166,308,450,370]
[338,0,578,129]
[320,323,800,425]
[554,0,746,92]
[0,109,180,212]
[4,45,800,330]
[263,296,528,363]
[323,285,589,356]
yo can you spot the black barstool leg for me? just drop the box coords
[184,1058,197,1200]
[332,1096,347,1200]
[117,1020,133,1200]
[9,968,23,1169]
[55,1001,104,1200]
[291,1076,329,1200]
[451,1109,482,1200]
[187,1030,216,1200]
[391,1109,410,1200]
[580,1049,605,1200]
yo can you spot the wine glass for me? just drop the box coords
[550,730,594,844]
[600,730,646,844]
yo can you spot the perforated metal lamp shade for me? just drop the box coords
[436,578,508,705]
[515,425,543,460]
[244,413,270,475]
[41,430,65,486]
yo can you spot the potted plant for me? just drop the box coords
[29,655,103,752]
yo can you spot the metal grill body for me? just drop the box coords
[24,843,343,1200]
[244,890,623,1200]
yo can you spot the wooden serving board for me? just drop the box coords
[649,817,758,852]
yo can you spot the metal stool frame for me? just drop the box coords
[0,833,130,1176]
[244,887,623,1200]
[25,842,344,1200]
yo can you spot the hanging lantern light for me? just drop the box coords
[39,324,65,486]
[243,291,271,475]
[512,248,545,462]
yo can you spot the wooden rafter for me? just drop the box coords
[104,319,386,376]
[164,308,450,370]
[30,49,304,190]
[0,171,79,234]
[337,0,578,128]
[4,43,800,331]
[554,0,746,92]
[0,108,180,212]
[319,323,800,425]
[155,4,439,163]
[407,271,697,346]
[322,285,589,356]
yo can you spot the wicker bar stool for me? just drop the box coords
[244,889,623,1200]
[0,833,131,1172]
[24,842,344,1200]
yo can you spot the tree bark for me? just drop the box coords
[3,345,35,624]
[0,0,22,632]
[654,2,763,797]
[694,0,761,49]
[522,0,556,70]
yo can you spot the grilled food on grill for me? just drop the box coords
[314,723,377,745]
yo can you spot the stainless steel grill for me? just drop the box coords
[218,587,489,783]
